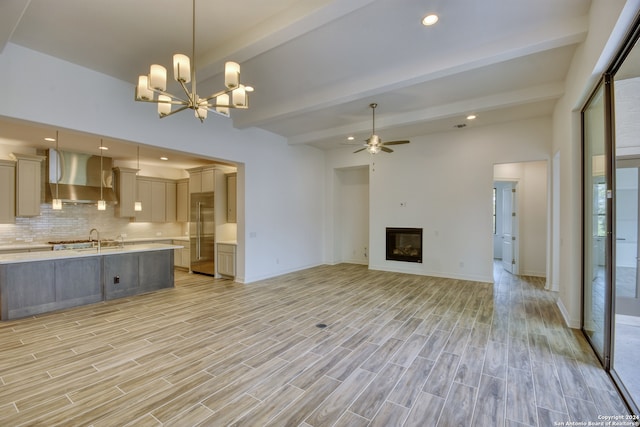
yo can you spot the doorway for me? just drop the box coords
[334,166,369,264]
[493,161,548,279]
[493,181,519,275]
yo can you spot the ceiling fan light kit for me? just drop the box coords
[354,103,410,154]
[134,0,252,122]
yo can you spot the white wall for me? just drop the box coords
[0,43,326,283]
[326,116,551,283]
[551,0,640,328]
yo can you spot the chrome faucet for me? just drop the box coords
[118,234,125,248]
[89,228,100,252]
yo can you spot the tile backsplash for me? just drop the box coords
[0,203,186,245]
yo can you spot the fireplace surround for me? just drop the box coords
[386,227,423,263]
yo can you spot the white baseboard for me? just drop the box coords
[521,270,546,278]
[367,264,493,283]
[557,298,580,329]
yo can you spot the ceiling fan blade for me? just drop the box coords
[383,140,410,146]
[353,147,367,153]
[381,146,394,153]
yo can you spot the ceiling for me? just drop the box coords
[0,0,592,160]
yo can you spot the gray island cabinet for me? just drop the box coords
[0,244,178,320]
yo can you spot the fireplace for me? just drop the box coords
[386,227,423,263]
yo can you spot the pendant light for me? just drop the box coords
[134,146,142,211]
[52,130,62,210]
[97,140,106,211]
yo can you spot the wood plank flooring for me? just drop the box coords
[0,263,630,426]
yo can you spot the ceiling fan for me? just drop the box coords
[353,103,410,154]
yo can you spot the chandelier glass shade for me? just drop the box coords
[134,0,251,122]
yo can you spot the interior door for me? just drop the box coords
[502,184,517,274]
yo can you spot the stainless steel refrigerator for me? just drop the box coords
[190,192,215,275]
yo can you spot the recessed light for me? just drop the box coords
[44,137,56,142]
[160,156,168,161]
[347,136,355,141]
[98,145,109,150]
[466,114,476,120]
[422,14,438,26]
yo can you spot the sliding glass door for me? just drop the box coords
[612,33,640,411]
[582,80,612,363]
[582,15,640,414]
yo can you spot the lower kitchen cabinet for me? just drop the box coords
[103,253,139,300]
[1,249,175,320]
[0,257,102,320]
[217,243,236,278]
[173,240,190,269]
[103,250,174,300]
[139,250,173,291]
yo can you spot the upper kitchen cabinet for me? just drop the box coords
[165,181,177,223]
[188,167,215,193]
[135,178,153,222]
[113,167,138,218]
[227,173,237,223]
[176,179,189,222]
[10,153,45,217]
[134,176,178,223]
[0,160,16,223]
[150,180,166,223]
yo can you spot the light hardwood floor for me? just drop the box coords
[0,264,630,426]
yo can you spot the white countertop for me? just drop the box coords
[0,236,189,252]
[0,243,183,265]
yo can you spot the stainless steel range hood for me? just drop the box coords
[48,149,118,203]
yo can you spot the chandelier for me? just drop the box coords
[134,0,252,121]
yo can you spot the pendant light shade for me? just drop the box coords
[224,61,240,89]
[136,76,153,101]
[232,85,246,107]
[216,93,230,116]
[158,95,172,117]
[149,64,167,91]
[173,54,191,83]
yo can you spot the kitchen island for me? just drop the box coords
[0,243,181,320]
